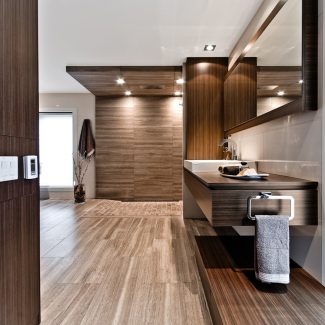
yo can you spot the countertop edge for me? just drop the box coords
[183,168,318,190]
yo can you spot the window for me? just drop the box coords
[39,113,73,187]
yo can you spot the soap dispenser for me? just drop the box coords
[223,148,232,160]
[220,136,238,160]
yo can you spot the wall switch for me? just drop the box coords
[23,155,38,179]
[0,156,19,182]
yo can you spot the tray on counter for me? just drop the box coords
[220,173,269,180]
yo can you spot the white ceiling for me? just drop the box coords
[39,0,263,93]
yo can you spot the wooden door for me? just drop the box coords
[0,0,40,324]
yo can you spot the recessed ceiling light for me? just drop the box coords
[204,44,216,51]
[125,90,132,96]
[176,78,185,85]
[174,91,182,96]
[277,91,285,96]
[299,79,304,84]
[116,78,125,85]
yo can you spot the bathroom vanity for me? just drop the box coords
[184,161,318,226]
[184,163,323,325]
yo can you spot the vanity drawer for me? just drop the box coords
[211,189,318,226]
[184,169,318,226]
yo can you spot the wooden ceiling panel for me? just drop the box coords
[66,66,183,96]
[257,66,302,97]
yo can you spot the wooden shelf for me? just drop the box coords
[194,234,325,325]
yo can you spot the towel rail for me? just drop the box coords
[247,192,295,221]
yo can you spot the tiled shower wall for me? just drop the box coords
[232,110,321,182]
[96,97,182,201]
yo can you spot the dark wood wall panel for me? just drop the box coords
[0,0,40,324]
[96,97,182,201]
[185,58,228,160]
[302,0,318,110]
[224,58,257,131]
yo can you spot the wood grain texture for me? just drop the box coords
[40,200,212,325]
[183,170,213,222]
[185,58,228,160]
[194,234,325,325]
[96,97,182,201]
[0,0,40,324]
[184,170,318,226]
[185,169,318,190]
[257,66,302,97]
[66,66,182,96]
[224,58,257,131]
[211,189,317,226]
[302,0,318,111]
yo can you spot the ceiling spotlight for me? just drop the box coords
[176,78,185,85]
[299,79,304,84]
[277,91,285,96]
[125,90,132,96]
[174,91,182,96]
[116,78,125,85]
[204,44,216,51]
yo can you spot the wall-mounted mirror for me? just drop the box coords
[246,0,302,116]
[224,0,317,135]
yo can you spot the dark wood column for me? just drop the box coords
[0,0,40,324]
[224,58,257,131]
[184,58,228,160]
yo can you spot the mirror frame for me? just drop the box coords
[225,0,317,136]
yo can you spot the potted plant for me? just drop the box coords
[74,119,96,203]
[73,152,93,203]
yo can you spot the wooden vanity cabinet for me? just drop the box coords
[184,169,318,226]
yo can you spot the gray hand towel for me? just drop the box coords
[255,215,290,284]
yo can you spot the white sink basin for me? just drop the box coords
[184,160,256,172]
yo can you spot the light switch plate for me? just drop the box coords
[0,156,19,182]
[23,155,38,179]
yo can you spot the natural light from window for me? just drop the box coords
[39,113,73,187]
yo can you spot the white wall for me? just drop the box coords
[39,93,96,199]
[232,0,324,284]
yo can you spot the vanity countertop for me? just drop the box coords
[184,168,318,190]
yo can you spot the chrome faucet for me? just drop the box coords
[220,138,238,160]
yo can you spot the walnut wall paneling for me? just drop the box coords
[96,97,182,201]
[185,58,228,160]
[0,0,40,324]
[224,58,257,131]
[302,0,318,111]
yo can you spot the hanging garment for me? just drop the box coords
[78,119,96,159]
